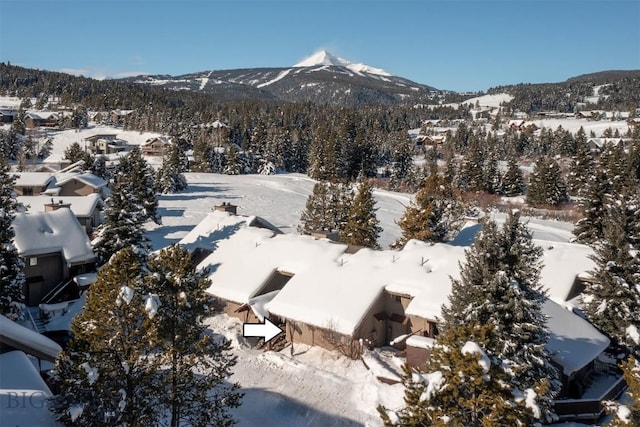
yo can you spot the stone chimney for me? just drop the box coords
[213,202,237,215]
[44,199,71,212]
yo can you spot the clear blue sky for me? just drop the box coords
[1,0,639,92]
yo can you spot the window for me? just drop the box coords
[394,295,401,303]
[29,257,38,266]
[23,187,33,196]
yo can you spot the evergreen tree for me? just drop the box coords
[298,181,334,234]
[339,178,381,249]
[89,155,110,181]
[567,127,595,198]
[393,174,464,248]
[63,141,86,164]
[608,357,640,426]
[145,245,242,427]
[582,198,640,356]
[0,159,25,321]
[49,248,162,426]
[501,156,525,196]
[460,138,485,192]
[573,170,610,244]
[157,143,187,194]
[526,156,568,207]
[93,177,151,265]
[224,145,241,175]
[441,212,560,422]
[379,323,534,426]
[117,147,159,224]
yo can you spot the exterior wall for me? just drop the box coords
[355,293,386,347]
[14,185,48,196]
[222,300,260,323]
[407,315,438,337]
[141,141,167,156]
[58,180,97,196]
[22,252,66,306]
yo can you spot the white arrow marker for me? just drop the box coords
[242,318,284,344]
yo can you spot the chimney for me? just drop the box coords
[213,202,237,215]
[44,199,71,212]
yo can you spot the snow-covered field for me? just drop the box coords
[206,315,404,427]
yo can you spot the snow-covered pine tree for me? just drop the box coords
[482,150,500,194]
[607,356,640,426]
[526,156,568,207]
[567,127,595,198]
[393,174,464,248]
[441,211,560,422]
[298,181,333,234]
[0,159,25,321]
[573,169,611,244]
[157,142,187,193]
[145,244,242,427]
[93,177,151,265]
[582,196,640,357]
[460,138,485,192]
[339,178,381,249]
[63,142,86,164]
[49,248,162,426]
[224,144,242,175]
[379,323,534,426]
[117,147,159,224]
[501,155,525,196]
[389,134,415,191]
[298,181,352,235]
[89,155,110,181]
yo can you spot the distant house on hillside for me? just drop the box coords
[587,137,624,153]
[110,109,134,125]
[84,133,130,155]
[0,108,16,123]
[12,209,96,306]
[24,111,59,129]
[141,136,171,156]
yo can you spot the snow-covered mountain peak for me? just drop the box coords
[294,50,392,76]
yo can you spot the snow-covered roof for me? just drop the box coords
[12,208,95,264]
[538,240,595,302]
[18,193,104,217]
[25,111,59,120]
[54,172,107,190]
[179,210,281,253]
[14,172,55,188]
[544,299,610,375]
[267,241,468,335]
[0,315,61,361]
[0,351,57,427]
[201,229,347,305]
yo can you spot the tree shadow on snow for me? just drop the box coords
[234,388,364,427]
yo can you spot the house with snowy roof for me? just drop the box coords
[178,206,282,263]
[13,172,56,196]
[141,136,171,156]
[0,108,16,123]
[17,193,105,234]
[84,133,130,155]
[0,315,61,426]
[51,172,108,198]
[24,111,60,128]
[12,208,96,306]
[193,216,621,421]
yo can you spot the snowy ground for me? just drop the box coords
[204,314,404,427]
